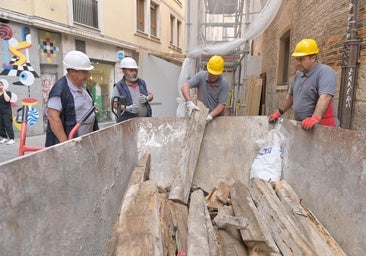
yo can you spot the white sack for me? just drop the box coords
[250,128,285,182]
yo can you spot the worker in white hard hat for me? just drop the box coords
[45,50,99,146]
[112,57,154,122]
[181,55,230,121]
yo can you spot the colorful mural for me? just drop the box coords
[0,25,39,85]
[39,31,59,63]
[0,24,40,130]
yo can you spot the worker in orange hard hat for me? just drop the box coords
[269,38,339,130]
[181,55,229,121]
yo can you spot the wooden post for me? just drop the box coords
[230,180,279,253]
[169,102,209,204]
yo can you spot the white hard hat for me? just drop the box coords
[63,50,94,71]
[120,57,139,69]
[0,78,9,89]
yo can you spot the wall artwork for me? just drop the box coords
[0,24,40,130]
[39,31,59,63]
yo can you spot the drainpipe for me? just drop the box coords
[338,0,361,129]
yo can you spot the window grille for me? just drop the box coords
[177,20,181,48]
[150,3,157,37]
[73,0,99,28]
[75,40,86,53]
[170,15,175,44]
[137,0,145,32]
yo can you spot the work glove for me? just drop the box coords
[269,109,283,124]
[139,94,149,104]
[125,104,139,114]
[185,100,199,117]
[206,114,213,122]
[301,115,321,130]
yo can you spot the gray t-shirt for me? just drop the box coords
[290,62,338,122]
[187,71,229,112]
[47,78,95,136]
[112,80,150,117]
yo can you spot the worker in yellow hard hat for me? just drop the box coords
[181,55,230,121]
[269,38,339,130]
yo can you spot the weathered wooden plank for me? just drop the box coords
[219,230,249,256]
[249,250,281,256]
[249,178,316,255]
[213,212,248,229]
[206,181,231,209]
[245,76,262,116]
[127,152,151,187]
[275,179,347,256]
[159,193,178,256]
[230,180,279,253]
[216,206,248,256]
[158,193,189,256]
[168,201,188,253]
[104,152,151,256]
[169,102,209,204]
[216,205,243,242]
[114,180,163,255]
[218,205,243,243]
[187,189,218,256]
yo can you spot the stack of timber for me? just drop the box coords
[104,105,346,256]
[104,161,346,256]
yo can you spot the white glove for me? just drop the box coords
[185,100,199,117]
[206,114,213,122]
[125,104,139,114]
[139,94,149,104]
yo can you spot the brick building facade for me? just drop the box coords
[255,0,366,130]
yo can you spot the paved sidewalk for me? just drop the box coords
[0,134,46,164]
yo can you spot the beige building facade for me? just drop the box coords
[0,0,185,135]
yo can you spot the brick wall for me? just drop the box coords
[258,0,366,130]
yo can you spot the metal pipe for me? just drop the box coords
[238,0,251,116]
[338,0,361,129]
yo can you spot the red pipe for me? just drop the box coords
[18,121,44,156]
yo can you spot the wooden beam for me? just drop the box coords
[249,178,316,255]
[127,152,151,187]
[169,102,209,204]
[187,189,218,256]
[215,206,249,256]
[114,180,163,255]
[159,194,180,256]
[206,181,231,209]
[168,201,189,254]
[104,152,151,256]
[219,230,249,256]
[274,180,347,256]
[230,180,279,253]
[213,212,248,229]
[216,205,243,241]
[159,193,190,255]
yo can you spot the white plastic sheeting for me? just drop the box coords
[177,0,283,117]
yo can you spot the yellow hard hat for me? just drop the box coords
[292,39,319,57]
[207,55,224,75]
